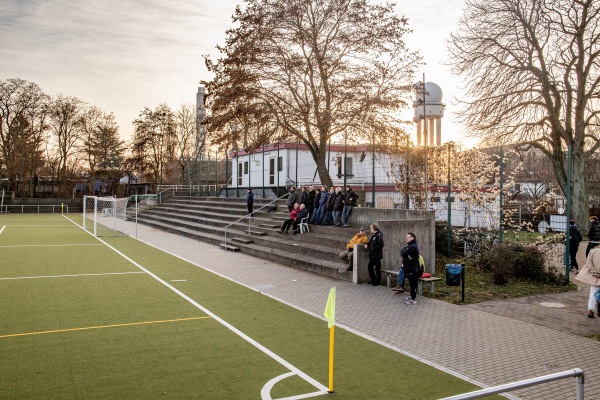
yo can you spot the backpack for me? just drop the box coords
[417,255,425,277]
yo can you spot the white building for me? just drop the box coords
[228,142,400,206]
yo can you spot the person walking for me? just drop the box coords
[400,232,420,305]
[364,224,384,286]
[569,220,583,273]
[341,185,359,227]
[339,227,369,272]
[286,186,298,212]
[587,216,600,256]
[575,246,600,318]
[246,188,254,217]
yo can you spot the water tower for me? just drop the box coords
[413,81,445,146]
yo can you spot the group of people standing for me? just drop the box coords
[573,216,600,318]
[339,225,421,305]
[285,185,359,227]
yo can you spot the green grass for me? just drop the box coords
[0,214,502,399]
[425,255,576,304]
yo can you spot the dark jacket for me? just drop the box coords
[326,192,336,211]
[344,189,359,207]
[313,192,321,208]
[307,190,316,208]
[588,220,600,242]
[569,224,582,246]
[287,190,298,207]
[300,190,308,206]
[247,191,254,205]
[295,208,309,222]
[333,192,344,211]
[366,231,384,259]
[401,239,420,273]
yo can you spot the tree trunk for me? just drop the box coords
[314,142,333,188]
[571,154,589,231]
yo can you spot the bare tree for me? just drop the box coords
[46,94,86,196]
[80,107,124,195]
[204,0,420,187]
[132,104,177,185]
[174,104,201,185]
[448,0,600,228]
[0,78,48,194]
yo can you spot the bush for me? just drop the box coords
[478,243,514,285]
[513,245,545,280]
[435,222,461,255]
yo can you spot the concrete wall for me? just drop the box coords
[348,207,436,277]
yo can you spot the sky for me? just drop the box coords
[0,0,475,147]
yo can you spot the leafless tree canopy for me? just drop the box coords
[448,0,600,226]
[204,0,421,187]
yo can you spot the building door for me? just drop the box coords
[269,158,275,185]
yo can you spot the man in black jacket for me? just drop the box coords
[569,220,583,272]
[332,187,344,226]
[400,232,420,305]
[341,185,359,227]
[364,224,384,286]
[246,188,254,217]
[587,216,600,256]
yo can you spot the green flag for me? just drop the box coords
[323,287,336,329]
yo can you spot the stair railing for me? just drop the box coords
[223,193,289,250]
[127,186,177,237]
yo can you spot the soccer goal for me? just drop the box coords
[83,196,130,237]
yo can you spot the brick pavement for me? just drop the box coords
[124,222,600,400]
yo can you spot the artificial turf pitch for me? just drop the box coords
[0,214,496,399]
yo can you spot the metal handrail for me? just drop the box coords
[440,368,584,400]
[223,193,289,250]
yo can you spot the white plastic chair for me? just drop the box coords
[299,213,310,234]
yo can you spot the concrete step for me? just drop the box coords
[134,217,351,281]
[136,213,343,262]
[232,237,254,244]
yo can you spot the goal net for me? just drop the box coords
[83,196,131,237]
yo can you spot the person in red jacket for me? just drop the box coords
[277,203,300,234]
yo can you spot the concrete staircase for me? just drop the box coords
[131,195,355,282]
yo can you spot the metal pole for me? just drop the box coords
[262,144,265,198]
[565,142,572,284]
[207,152,211,195]
[423,73,428,210]
[215,150,218,195]
[371,132,375,208]
[343,133,347,189]
[499,146,503,243]
[236,151,239,197]
[277,143,280,195]
[295,139,299,187]
[225,147,229,198]
[447,144,452,256]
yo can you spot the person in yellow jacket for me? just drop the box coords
[339,227,369,272]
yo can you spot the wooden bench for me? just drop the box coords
[381,269,442,295]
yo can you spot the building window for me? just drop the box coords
[244,161,248,175]
[238,163,243,185]
[345,157,353,178]
[278,156,283,172]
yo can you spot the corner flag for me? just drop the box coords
[324,287,336,329]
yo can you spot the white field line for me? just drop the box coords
[127,228,517,400]
[63,215,329,398]
[0,225,5,235]
[0,244,103,248]
[0,271,145,281]
[6,225,76,227]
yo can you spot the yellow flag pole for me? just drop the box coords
[328,325,335,393]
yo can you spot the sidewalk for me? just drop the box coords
[126,222,600,400]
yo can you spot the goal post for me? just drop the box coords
[83,196,131,237]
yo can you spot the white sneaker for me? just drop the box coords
[404,299,417,305]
